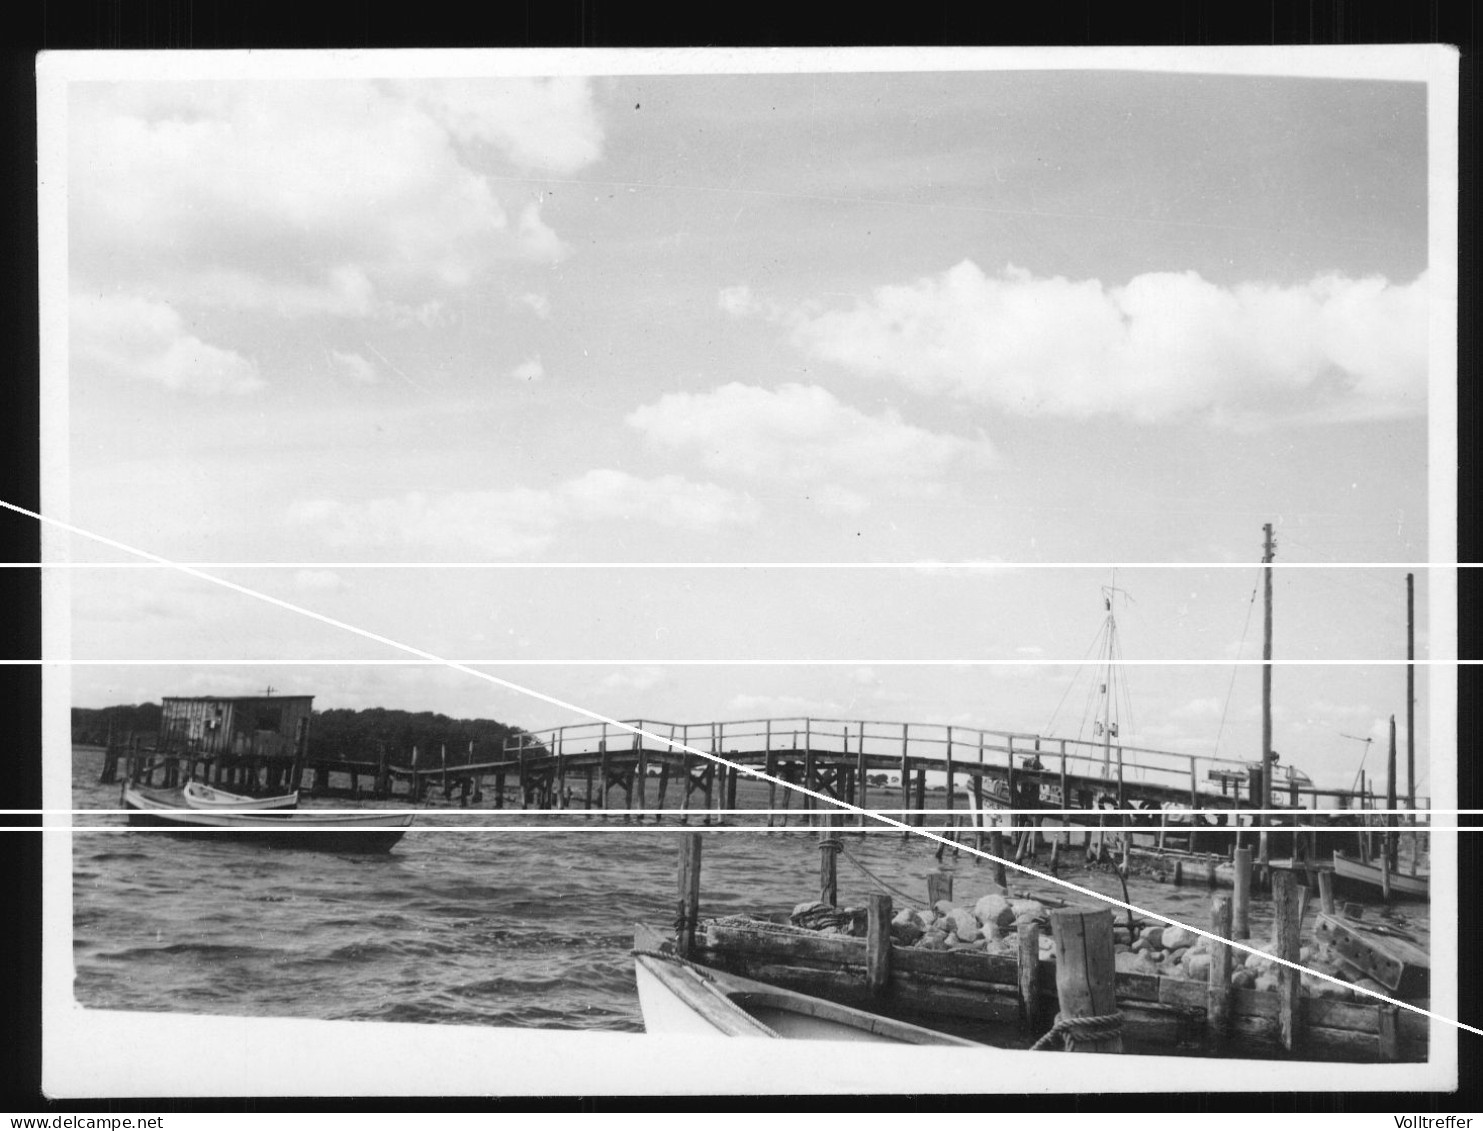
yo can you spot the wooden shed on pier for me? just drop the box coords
[159,694,313,762]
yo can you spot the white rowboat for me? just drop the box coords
[181,781,298,811]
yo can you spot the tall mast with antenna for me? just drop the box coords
[1260,523,1275,828]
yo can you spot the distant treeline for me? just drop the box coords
[72,703,534,766]
[72,703,162,746]
[312,707,532,767]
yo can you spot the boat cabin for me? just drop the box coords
[159,694,313,762]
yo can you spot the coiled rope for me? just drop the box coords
[1029,1010,1125,1052]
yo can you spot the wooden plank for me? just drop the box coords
[1378,1004,1399,1061]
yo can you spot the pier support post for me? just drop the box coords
[1317,868,1335,915]
[990,830,1008,889]
[866,892,892,997]
[1233,846,1252,940]
[1047,907,1122,1053]
[899,725,911,833]
[1018,920,1042,1029]
[654,763,669,823]
[1207,894,1234,1042]
[1272,870,1304,1052]
[677,833,703,959]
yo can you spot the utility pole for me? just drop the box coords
[1261,523,1275,830]
[1407,572,1415,811]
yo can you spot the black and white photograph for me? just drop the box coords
[34,47,1459,1098]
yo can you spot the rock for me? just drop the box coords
[890,921,924,946]
[1115,951,1159,975]
[1038,935,1055,957]
[1011,912,1042,931]
[1184,952,1212,980]
[947,908,980,943]
[913,909,937,932]
[1141,926,1165,949]
[1010,899,1045,921]
[892,908,917,927]
[973,894,1015,930]
[934,899,961,916]
[1230,967,1257,989]
[1168,946,1190,966]
[1162,925,1195,949]
[1254,973,1279,994]
[1112,927,1132,945]
[1114,943,1132,954]
[1131,937,1150,953]
[917,930,949,951]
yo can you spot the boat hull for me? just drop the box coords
[1332,852,1429,901]
[632,925,977,1045]
[122,787,411,852]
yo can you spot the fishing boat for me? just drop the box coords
[181,780,298,811]
[1331,851,1429,901]
[632,925,978,1044]
[121,785,412,852]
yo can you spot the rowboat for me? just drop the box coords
[632,925,978,1044]
[181,781,298,811]
[1332,851,1429,901]
[122,785,412,852]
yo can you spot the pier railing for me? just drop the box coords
[502,716,1271,808]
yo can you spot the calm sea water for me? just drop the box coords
[69,746,1426,1035]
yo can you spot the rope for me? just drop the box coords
[629,948,716,981]
[1029,1010,1125,1052]
[836,841,919,905]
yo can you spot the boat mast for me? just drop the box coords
[1260,523,1275,829]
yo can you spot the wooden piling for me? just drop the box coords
[1272,869,1304,1052]
[856,723,868,830]
[677,833,703,959]
[990,830,1008,889]
[1206,859,1217,889]
[1018,920,1042,1029]
[654,762,669,822]
[819,814,839,907]
[634,733,647,814]
[1233,846,1252,940]
[866,892,892,997]
[1047,907,1122,1053]
[1318,867,1335,915]
[1172,860,1184,887]
[899,724,910,830]
[1207,894,1234,1041]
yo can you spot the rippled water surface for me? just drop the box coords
[70,747,1427,1034]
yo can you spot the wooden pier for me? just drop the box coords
[101,715,1422,845]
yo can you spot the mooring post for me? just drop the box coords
[990,830,1008,889]
[819,812,840,907]
[866,892,892,997]
[1207,894,1234,1042]
[677,832,703,959]
[1272,869,1304,1052]
[1048,907,1123,1053]
[926,869,952,908]
[1233,846,1252,939]
[1018,920,1042,1029]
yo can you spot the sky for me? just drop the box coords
[49,58,1448,794]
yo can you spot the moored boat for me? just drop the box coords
[1331,850,1429,901]
[181,780,298,811]
[632,925,979,1044]
[122,785,412,852]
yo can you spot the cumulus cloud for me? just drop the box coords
[328,349,378,384]
[291,470,759,558]
[770,260,1428,425]
[69,79,602,319]
[71,292,263,395]
[626,382,988,511]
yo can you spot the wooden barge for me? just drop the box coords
[656,833,1429,1063]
